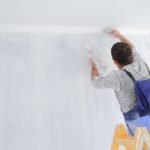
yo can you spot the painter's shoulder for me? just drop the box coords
[110,69,125,78]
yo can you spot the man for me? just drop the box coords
[90,29,150,135]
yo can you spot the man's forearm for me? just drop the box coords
[111,29,135,48]
[118,34,134,48]
[91,67,100,79]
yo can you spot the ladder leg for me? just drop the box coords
[111,143,119,150]
[126,148,134,150]
[144,142,148,150]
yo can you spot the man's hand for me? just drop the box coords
[89,58,100,79]
[89,58,97,69]
[110,29,123,39]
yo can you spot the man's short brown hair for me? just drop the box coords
[111,42,134,65]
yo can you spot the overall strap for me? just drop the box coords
[144,62,150,75]
[124,62,150,82]
[123,70,136,83]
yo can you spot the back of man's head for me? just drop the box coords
[111,42,134,66]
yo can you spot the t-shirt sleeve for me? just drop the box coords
[91,71,121,91]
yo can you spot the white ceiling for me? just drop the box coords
[0,0,150,27]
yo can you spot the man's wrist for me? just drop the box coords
[92,67,97,71]
[117,34,125,40]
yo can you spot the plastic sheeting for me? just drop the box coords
[0,32,150,150]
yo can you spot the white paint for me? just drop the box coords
[1,25,150,35]
[0,31,150,150]
[0,0,150,149]
[0,0,150,27]
[0,32,123,150]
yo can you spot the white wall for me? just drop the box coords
[0,31,150,150]
[0,0,150,27]
[0,0,150,150]
[0,32,125,150]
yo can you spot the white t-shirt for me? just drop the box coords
[92,49,150,113]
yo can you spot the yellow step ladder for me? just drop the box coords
[111,124,150,150]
